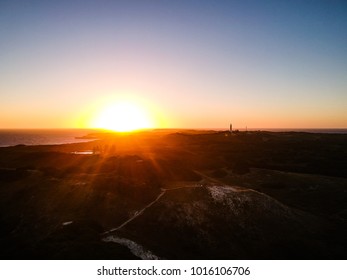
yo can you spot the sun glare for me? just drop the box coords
[91,101,154,132]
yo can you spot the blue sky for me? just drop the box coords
[1,0,346,128]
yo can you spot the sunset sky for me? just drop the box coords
[1,0,346,129]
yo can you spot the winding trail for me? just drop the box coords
[102,184,204,236]
[101,170,305,259]
[103,170,243,236]
[101,184,204,259]
[103,191,166,235]
[101,170,247,259]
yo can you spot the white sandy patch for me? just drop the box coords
[102,236,160,260]
[207,185,238,202]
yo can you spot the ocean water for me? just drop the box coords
[0,129,99,147]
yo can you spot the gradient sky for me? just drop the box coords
[1,0,346,129]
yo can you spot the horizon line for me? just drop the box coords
[0,127,347,131]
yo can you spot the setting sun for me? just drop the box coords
[91,101,154,132]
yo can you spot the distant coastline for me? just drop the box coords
[0,129,100,147]
[212,128,347,134]
[247,128,347,134]
[0,128,346,147]
[155,128,347,134]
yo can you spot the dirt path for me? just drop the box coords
[103,191,166,235]
[103,170,247,236]
[103,184,204,236]
[100,172,253,259]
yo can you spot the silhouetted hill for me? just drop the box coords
[0,130,346,259]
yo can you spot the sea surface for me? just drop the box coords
[0,129,99,147]
[0,128,346,147]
